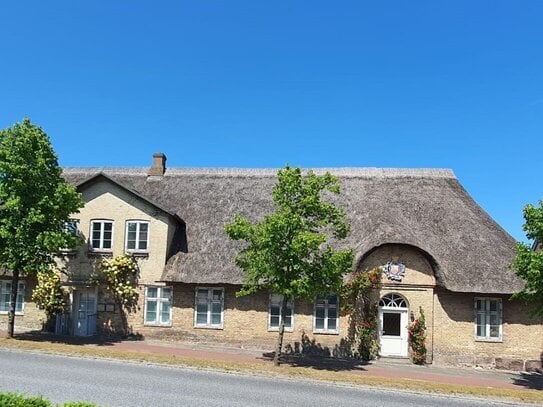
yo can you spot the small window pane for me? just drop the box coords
[315,318,325,330]
[328,295,338,305]
[147,287,158,298]
[327,318,337,330]
[196,312,207,324]
[160,303,171,324]
[161,288,172,299]
[315,307,325,319]
[284,315,292,328]
[489,300,498,312]
[211,303,222,315]
[211,313,221,325]
[212,290,222,301]
[270,316,280,327]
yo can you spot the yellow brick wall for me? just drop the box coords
[0,278,46,331]
[433,289,543,369]
[59,180,175,284]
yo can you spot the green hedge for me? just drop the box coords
[0,393,97,407]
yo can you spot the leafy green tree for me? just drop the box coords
[0,119,83,337]
[225,166,354,365]
[512,200,543,315]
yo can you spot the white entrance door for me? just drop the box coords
[378,293,409,357]
[74,289,97,337]
[378,309,408,357]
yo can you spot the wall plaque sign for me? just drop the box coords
[383,261,406,281]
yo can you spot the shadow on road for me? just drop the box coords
[261,352,369,372]
[8,330,143,347]
[512,372,543,390]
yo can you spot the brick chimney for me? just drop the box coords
[147,152,167,176]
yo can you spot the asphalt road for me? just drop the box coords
[0,349,522,407]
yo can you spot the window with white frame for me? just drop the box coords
[195,288,224,328]
[90,220,114,251]
[125,221,149,253]
[0,281,25,314]
[144,286,172,326]
[268,294,293,331]
[475,298,502,341]
[314,294,339,333]
[62,219,80,251]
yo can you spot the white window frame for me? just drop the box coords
[474,297,503,342]
[194,287,224,329]
[268,294,294,332]
[0,281,25,315]
[144,286,172,327]
[61,219,80,251]
[125,220,150,253]
[89,219,114,252]
[313,293,339,334]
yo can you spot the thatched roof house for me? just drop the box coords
[63,165,521,295]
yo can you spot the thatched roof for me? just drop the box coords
[62,167,522,294]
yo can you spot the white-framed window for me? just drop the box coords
[474,298,502,341]
[268,294,294,331]
[62,219,80,251]
[125,221,150,253]
[0,281,25,314]
[144,286,172,326]
[64,219,80,237]
[195,287,224,328]
[90,220,114,251]
[314,293,339,333]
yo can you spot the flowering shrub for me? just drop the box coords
[340,268,381,360]
[408,307,427,364]
[98,255,139,336]
[32,271,67,322]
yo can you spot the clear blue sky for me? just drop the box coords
[1,1,541,242]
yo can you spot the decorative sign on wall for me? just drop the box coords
[383,261,406,281]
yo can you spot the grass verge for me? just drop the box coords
[1,337,541,404]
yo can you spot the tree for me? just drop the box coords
[225,166,354,365]
[0,119,83,337]
[512,200,543,315]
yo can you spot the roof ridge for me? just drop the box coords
[63,167,456,179]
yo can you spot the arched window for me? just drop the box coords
[379,293,408,308]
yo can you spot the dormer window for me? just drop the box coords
[90,220,114,251]
[126,221,149,253]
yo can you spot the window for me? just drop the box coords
[144,286,172,326]
[268,294,293,331]
[475,298,502,341]
[314,294,339,333]
[90,220,114,251]
[125,221,149,253]
[195,288,224,328]
[64,219,80,237]
[62,219,80,251]
[0,281,25,314]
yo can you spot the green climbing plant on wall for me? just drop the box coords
[340,267,382,360]
[408,306,427,364]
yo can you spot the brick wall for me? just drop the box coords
[433,289,543,370]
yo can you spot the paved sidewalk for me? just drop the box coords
[3,330,542,392]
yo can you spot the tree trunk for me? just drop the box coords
[118,299,128,337]
[273,295,289,366]
[7,270,20,338]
